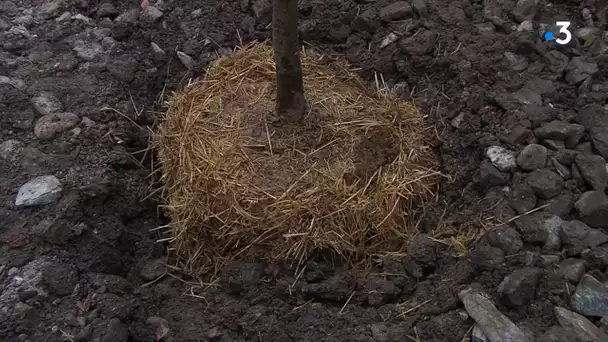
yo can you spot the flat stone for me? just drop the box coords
[512,0,539,22]
[459,287,530,342]
[560,220,608,256]
[487,227,523,255]
[72,40,104,61]
[140,6,164,23]
[575,153,608,191]
[590,125,608,160]
[527,169,564,199]
[554,307,608,341]
[514,212,561,244]
[534,121,585,143]
[487,146,517,172]
[565,56,599,85]
[542,191,575,219]
[557,258,587,283]
[497,267,541,307]
[571,274,608,317]
[517,144,547,171]
[15,175,63,207]
[575,190,608,229]
[30,92,63,116]
[379,2,413,22]
[34,112,80,140]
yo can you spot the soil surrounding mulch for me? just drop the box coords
[2,1,608,341]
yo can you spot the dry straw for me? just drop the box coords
[154,42,440,278]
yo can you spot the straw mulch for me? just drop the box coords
[154,42,440,278]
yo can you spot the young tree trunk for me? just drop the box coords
[272,0,306,122]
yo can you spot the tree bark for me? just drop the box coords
[272,0,306,123]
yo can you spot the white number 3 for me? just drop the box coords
[555,21,572,45]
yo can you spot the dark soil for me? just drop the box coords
[2,0,608,341]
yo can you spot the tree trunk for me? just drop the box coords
[272,0,306,123]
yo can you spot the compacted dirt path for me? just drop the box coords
[3,0,608,341]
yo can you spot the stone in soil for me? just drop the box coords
[15,175,63,207]
[526,169,564,199]
[41,262,78,296]
[486,146,517,172]
[140,258,166,281]
[379,2,413,22]
[589,125,608,160]
[487,227,523,255]
[559,220,608,256]
[471,245,505,271]
[516,144,547,171]
[541,190,575,219]
[30,92,63,116]
[106,55,140,83]
[509,183,537,214]
[571,274,608,317]
[34,112,80,140]
[575,190,608,229]
[554,306,608,341]
[459,287,530,342]
[497,267,541,307]
[565,56,599,85]
[479,160,508,188]
[575,153,608,191]
[300,274,357,301]
[556,258,587,283]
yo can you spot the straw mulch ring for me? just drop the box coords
[154,42,440,278]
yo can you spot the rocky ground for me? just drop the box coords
[2,0,608,341]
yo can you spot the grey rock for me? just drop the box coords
[501,126,535,145]
[380,2,413,22]
[107,55,139,83]
[560,220,608,256]
[534,121,585,143]
[509,183,537,214]
[557,258,586,283]
[538,325,579,342]
[177,51,195,70]
[540,255,561,265]
[150,42,166,60]
[140,258,165,281]
[487,228,523,255]
[543,139,566,151]
[15,176,63,207]
[575,153,608,191]
[527,169,564,199]
[97,3,119,18]
[365,279,400,307]
[471,245,505,270]
[73,40,104,61]
[546,50,570,73]
[31,92,63,116]
[480,160,508,188]
[504,52,528,71]
[472,325,489,342]
[572,164,586,188]
[513,88,542,106]
[42,262,78,296]
[88,273,133,294]
[34,112,79,140]
[140,6,164,23]
[575,191,608,229]
[590,126,608,160]
[555,306,608,341]
[555,149,579,165]
[512,0,539,22]
[115,9,140,24]
[487,146,517,172]
[565,57,599,85]
[0,139,24,163]
[411,0,429,16]
[517,144,547,171]
[31,217,80,245]
[12,302,33,319]
[514,212,562,245]
[551,158,571,180]
[542,191,575,219]
[525,77,556,97]
[459,287,530,342]
[399,30,438,56]
[37,2,62,19]
[497,267,541,307]
[571,274,608,317]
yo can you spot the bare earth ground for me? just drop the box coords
[2,0,608,341]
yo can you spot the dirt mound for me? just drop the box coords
[155,43,439,277]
